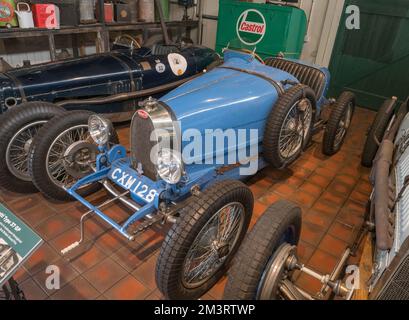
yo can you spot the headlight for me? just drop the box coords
[156,148,183,184]
[88,115,112,145]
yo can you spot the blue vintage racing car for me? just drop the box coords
[49,48,355,300]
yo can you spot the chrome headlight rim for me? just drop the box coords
[88,114,113,146]
[156,148,183,185]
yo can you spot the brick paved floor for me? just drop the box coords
[0,107,375,300]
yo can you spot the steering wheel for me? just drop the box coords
[114,34,141,49]
[239,48,265,64]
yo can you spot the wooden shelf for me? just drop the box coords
[0,0,199,63]
[0,20,198,39]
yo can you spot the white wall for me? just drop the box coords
[201,0,219,49]
[299,0,345,66]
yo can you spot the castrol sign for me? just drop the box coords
[236,9,266,46]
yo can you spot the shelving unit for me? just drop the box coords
[0,0,200,62]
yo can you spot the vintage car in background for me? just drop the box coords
[36,48,356,300]
[0,35,220,193]
[224,99,409,300]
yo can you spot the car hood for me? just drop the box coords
[161,53,298,134]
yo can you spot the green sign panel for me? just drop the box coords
[216,0,307,59]
[0,203,43,286]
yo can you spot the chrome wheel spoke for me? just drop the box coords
[182,202,245,288]
[46,125,97,189]
[6,121,46,181]
[278,101,312,160]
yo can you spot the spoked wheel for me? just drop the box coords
[223,200,302,300]
[6,120,46,182]
[29,111,119,201]
[47,125,98,186]
[278,100,313,160]
[322,91,356,156]
[182,202,246,288]
[0,102,66,193]
[156,180,253,300]
[264,84,316,168]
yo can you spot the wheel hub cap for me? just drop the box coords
[63,141,98,179]
[257,243,297,300]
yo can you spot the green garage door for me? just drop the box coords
[329,0,409,110]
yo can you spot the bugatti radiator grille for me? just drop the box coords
[130,113,157,181]
[129,100,178,181]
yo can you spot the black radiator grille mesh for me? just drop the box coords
[378,255,409,300]
[130,114,157,181]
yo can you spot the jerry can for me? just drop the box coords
[15,2,34,29]
[0,0,19,28]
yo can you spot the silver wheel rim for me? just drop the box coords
[334,103,353,148]
[46,125,96,189]
[278,100,313,159]
[257,243,295,300]
[182,202,246,288]
[6,120,47,181]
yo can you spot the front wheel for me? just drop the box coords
[322,91,356,156]
[223,200,302,300]
[28,110,119,202]
[156,180,254,300]
[0,102,65,193]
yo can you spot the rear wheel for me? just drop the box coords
[156,180,254,300]
[223,200,302,300]
[28,110,119,202]
[0,102,65,193]
[322,91,356,156]
[263,84,316,168]
[361,98,396,167]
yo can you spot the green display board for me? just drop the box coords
[215,0,307,59]
[0,203,43,286]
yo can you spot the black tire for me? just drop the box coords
[0,102,65,193]
[361,99,396,167]
[156,180,254,300]
[263,84,316,168]
[223,200,302,300]
[28,110,119,202]
[322,91,356,156]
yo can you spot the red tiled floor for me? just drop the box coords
[24,243,60,275]
[83,257,128,292]
[1,107,375,300]
[70,245,108,274]
[35,214,79,241]
[32,258,79,295]
[19,278,48,300]
[308,249,339,275]
[103,275,152,300]
[49,277,100,300]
